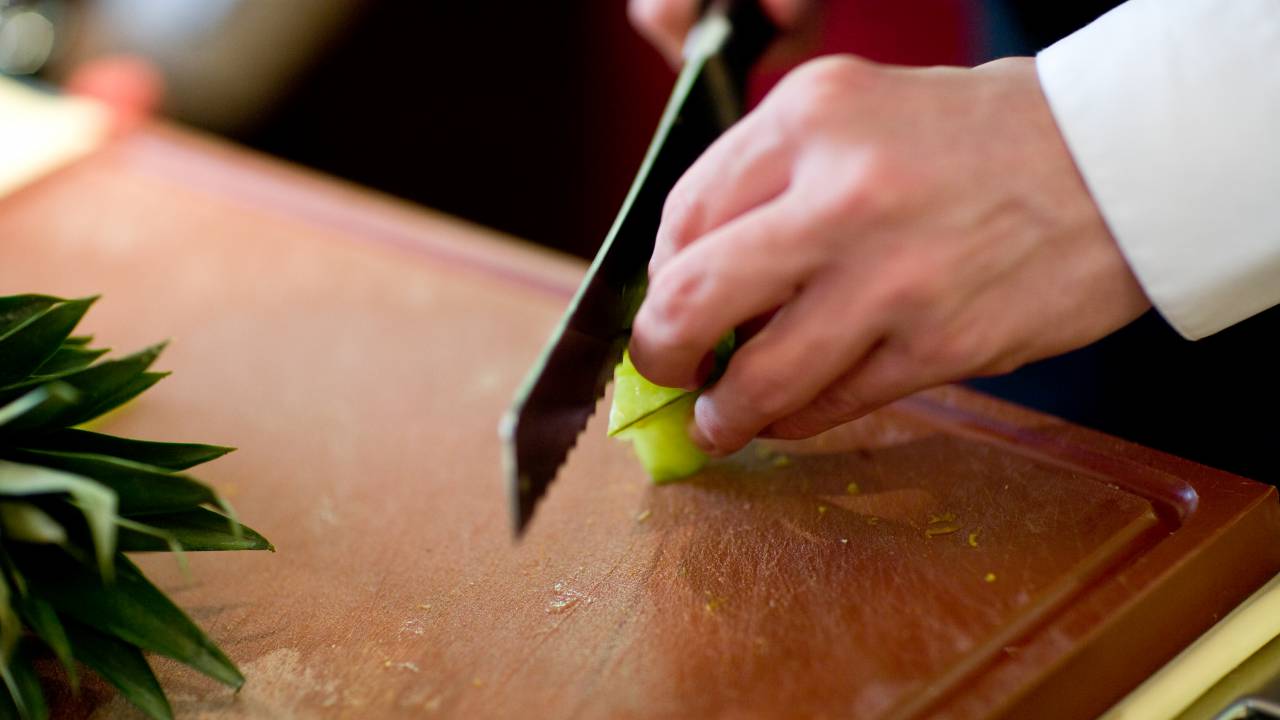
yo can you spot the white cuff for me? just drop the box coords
[1036,0,1280,340]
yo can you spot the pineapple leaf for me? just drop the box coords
[0,294,270,716]
[0,344,165,430]
[67,371,169,431]
[14,430,232,471]
[0,504,65,545]
[0,299,97,387]
[0,573,19,663]
[0,296,61,338]
[118,509,272,552]
[1,451,218,517]
[112,518,189,577]
[0,641,48,720]
[22,553,244,689]
[63,621,172,720]
[0,386,77,431]
[14,596,76,691]
[0,461,117,579]
[33,346,109,377]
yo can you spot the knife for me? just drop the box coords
[501,0,776,536]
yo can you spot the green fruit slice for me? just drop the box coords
[607,350,685,436]
[609,334,734,483]
[614,394,706,484]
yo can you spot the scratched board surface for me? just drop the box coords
[1,127,1277,720]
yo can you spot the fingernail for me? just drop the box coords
[689,396,720,456]
[687,417,716,455]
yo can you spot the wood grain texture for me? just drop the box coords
[1,126,1277,720]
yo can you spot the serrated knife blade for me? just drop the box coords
[500,1,775,537]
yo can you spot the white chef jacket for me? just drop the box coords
[1036,0,1280,341]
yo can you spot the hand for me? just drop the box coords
[628,0,816,67]
[628,55,1151,456]
[64,55,163,133]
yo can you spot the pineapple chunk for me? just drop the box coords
[608,350,685,436]
[610,332,734,483]
[609,350,706,483]
[615,393,706,483]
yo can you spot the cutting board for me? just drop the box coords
[1,126,1277,720]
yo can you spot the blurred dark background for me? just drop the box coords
[13,0,1122,259]
[13,0,1278,484]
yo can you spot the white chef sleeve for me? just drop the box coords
[1035,0,1280,340]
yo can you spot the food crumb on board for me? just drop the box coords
[866,516,880,525]
[968,529,981,548]
[817,504,828,516]
[984,572,997,583]
[418,603,432,610]
[840,538,849,544]
[753,444,791,467]
[845,481,861,495]
[704,590,727,614]
[925,512,961,538]
[635,509,652,523]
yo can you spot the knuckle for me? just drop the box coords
[642,268,714,348]
[887,260,947,315]
[659,183,705,247]
[777,55,872,129]
[840,144,909,215]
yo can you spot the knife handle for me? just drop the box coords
[691,0,778,128]
[707,0,778,85]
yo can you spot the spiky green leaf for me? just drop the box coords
[1,451,216,517]
[0,345,165,430]
[0,293,269,717]
[0,386,77,431]
[63,621,172,720]
[0,573,19,663]
[0,296,60,338]
[14,596,76,690]
[0,504,65,545]
[68,371,169,430]
[0,299,96,386]
[23,553,243,689]
[13,430,231,471]
[118,509,271,552]
[0,461,117,578]
[0,641,48,720]
[32,346,109,377]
